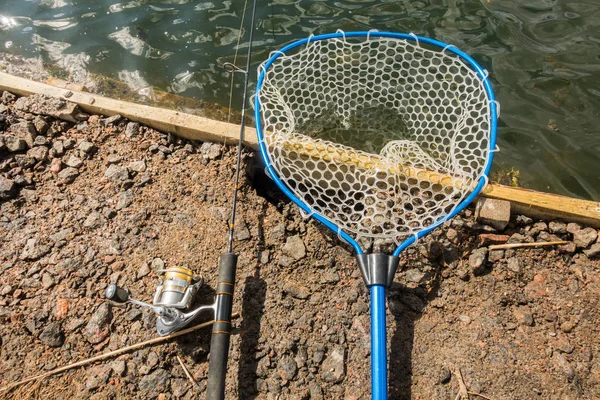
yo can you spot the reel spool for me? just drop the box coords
[153,266,202,309]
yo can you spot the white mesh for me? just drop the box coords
[257,34,492,242]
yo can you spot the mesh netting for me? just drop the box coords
[257,34,492,243]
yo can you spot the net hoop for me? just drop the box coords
[254,31,499,256]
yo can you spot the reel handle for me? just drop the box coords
[105,284,130,303]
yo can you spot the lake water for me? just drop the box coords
[1,0,599,200]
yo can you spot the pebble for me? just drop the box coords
[548,221,567,234]
[85,365,112,391]
[469,248,488,275]
[277,355,298,381]
[151,258,165,270]
[84,303,113,344]
[283,281,311,300]
[0,176,17,200]
[583,243,600,258]
[5,135,27,152]
[20,238,51,261]
[321,346,346,383]
[507,257,521,273]
[83,212,103,229]
[57,167,79,184]
[138,263,151,279]
[282,235,306,261]
[78,141,96,154]
[566,222,581,234]
[513,306,534,326]
[51,141,64,157]
[41,273,55,289]
[200,142,222,160]
[128,160,146,173]
[9,121,37,147]
[125,122,140,137]
[65,155,83,168]
[100,114,122,126]
[560,320,576,333]
[439,366,452,384]
[104,164,130,182]
[572,227,597,248]
[404,268,426,283]
[38,321,64,347]
[488,249,504,263]
[33,135,48,147]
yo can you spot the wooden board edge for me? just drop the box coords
[1,71,599,226]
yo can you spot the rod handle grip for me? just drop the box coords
[206,252,238,400]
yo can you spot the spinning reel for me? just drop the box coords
[105,266,215,336]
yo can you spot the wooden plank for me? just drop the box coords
[0,71,258,149]
[1,71,598,227]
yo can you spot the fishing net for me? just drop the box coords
[257,33,493,242]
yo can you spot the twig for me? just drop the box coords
[0,313,240,393]
[468,392,495,400]
[176,355,200,388]
[488,241,567,251]
[454,367,469,400]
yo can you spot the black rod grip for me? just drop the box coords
[206,252,238,400]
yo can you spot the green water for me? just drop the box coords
[1,0,599,200]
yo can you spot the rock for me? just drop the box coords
[33,135,49,146]
[478,233,510,246]
[41,273,55,289]
[283,281,311,299]
[321,270,340,284]
[50,158,62,174]
[515,215,533,225]
[85,365,112,391]
[116,190,134,210]
[14,94,81,123]
[573,227,597,248]
[0,176,17,200]
[125,122,140,137]
[27,146,49,161]
[552,338,574,354]
[110,360,127,376]
[268,223,286,243]
[83,212,104,230]
[548,221,567,234]
[51,140,64,157]
[78,141,95,154]
[63,138,76,149]
[65,155,83,168]
[558,241,576,254]
[513,306,534,326]
[84,303,112,344]
[560,320,576,333]
[404,268,426,283]
[106,154,122,165]
[469,248,488,275]
[282,235,306,261]
[475,198,510,231]
[233,219,251,241]
[128,160,146,173]
[200,142,222,160]
[104,165,130,182]
[151,258,165,270]
[583,243,600,258]
[423,241,443,259]
[506,257,521,273]
[58,167,79,184]
[138,368,170,397]
[553,352,575,381]
[138,262,151,279]
[9,121,37,147]
[5,136,27,152]
[277,355,298,381]
[488,249,504,263]
[20,238,51,260]
[309,382,324,400]
[321,346,346,383]
[2,91,16,103]
[33,116,49,135]
[38,322,64,347]
[566,222,581,234]
[100,114,122,126]
[439,366,452,384]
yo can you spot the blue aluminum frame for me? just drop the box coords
[254,31,498,400]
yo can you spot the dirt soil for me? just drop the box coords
[0,92,599,400]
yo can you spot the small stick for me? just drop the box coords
[488,241,567,251]
[468,392,495,400]
[454,367,469,400]
[0,313,240,393]
[176,355,200,388]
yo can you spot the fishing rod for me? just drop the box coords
[206,0,258,396]
[105,0,258,398]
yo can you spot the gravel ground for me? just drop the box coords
[0,92,599,400]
